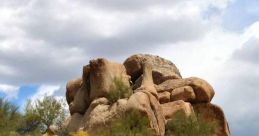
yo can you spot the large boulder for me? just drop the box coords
[82,65,90,83]
[158,91,170,104]
[170,86,196,102]
[186,77,215,103]
[155,79,187,92]
[90,58,130,101]
[156,77,215,103]
[193,103,230,136]
[127,62,165,136]
[65,113,84,132]
[83,97,128,131]
[127,91,165,136]
[124,54,182,84]
[161,100,194,120]
[66,78,82,105]
[68,64,91,115]
[69,83,90,115]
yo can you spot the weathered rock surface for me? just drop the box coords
[193,103,231,136]
[83,98,127,131]
[170,86,196,102]
[156,77,215,103]
[65,113,84,132]
[69,83,90,114]
[187,77,215,103]
[66,78,82,105]
[161,100,194,120]
[89,58,130,101]
[127,62,165,136]
[64,54,230,136]
[124,54,182,84]
[69,65,91,115]
[158,91,170,104]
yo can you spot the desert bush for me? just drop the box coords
[92,110,154,136]
[165,112,217,136]
[107,77,132,104]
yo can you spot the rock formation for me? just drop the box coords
[64,54,230,136]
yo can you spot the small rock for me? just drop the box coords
[158,91,171,104]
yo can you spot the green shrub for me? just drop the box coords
[107,77,132,104]
[92,110,154,136]
[165,112,217,136]
[0,97,23,136]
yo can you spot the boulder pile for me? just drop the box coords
[64,54,230,136]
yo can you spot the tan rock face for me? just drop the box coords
[186,77,215,103]
[170,86,196,102]
[158,91,170,104]
[127,62,165,136]
[69,83,90,115]
[83,98,127,131]
[64,54,230,136]
[89,58,130,101]
[66,78,82,105]
[155,79,187,92]
[156,77,215,103]
[82,65,90,83]
[193,103,230,136]
[69,65,91,115]
[161,100,194,120]
[65,113,84,132]
[124,54,182,84]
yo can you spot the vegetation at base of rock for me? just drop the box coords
[0,96,68,136]
[107,77,132,104]
[165,112,217,136]
[91,110,154,136]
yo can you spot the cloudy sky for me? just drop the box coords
[0,0,258,135]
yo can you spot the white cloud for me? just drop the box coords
[242,21,259,42]
[213,53,259,135]
[0,84,19,99]
[30,85,60,102]
[0,0,231,85]
[210,22,259,135]
[29,84,68,110]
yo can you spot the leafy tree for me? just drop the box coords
[20,96,67,135]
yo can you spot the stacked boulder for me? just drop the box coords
[64,54,230,136]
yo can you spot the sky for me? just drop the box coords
[0,0,258,135]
